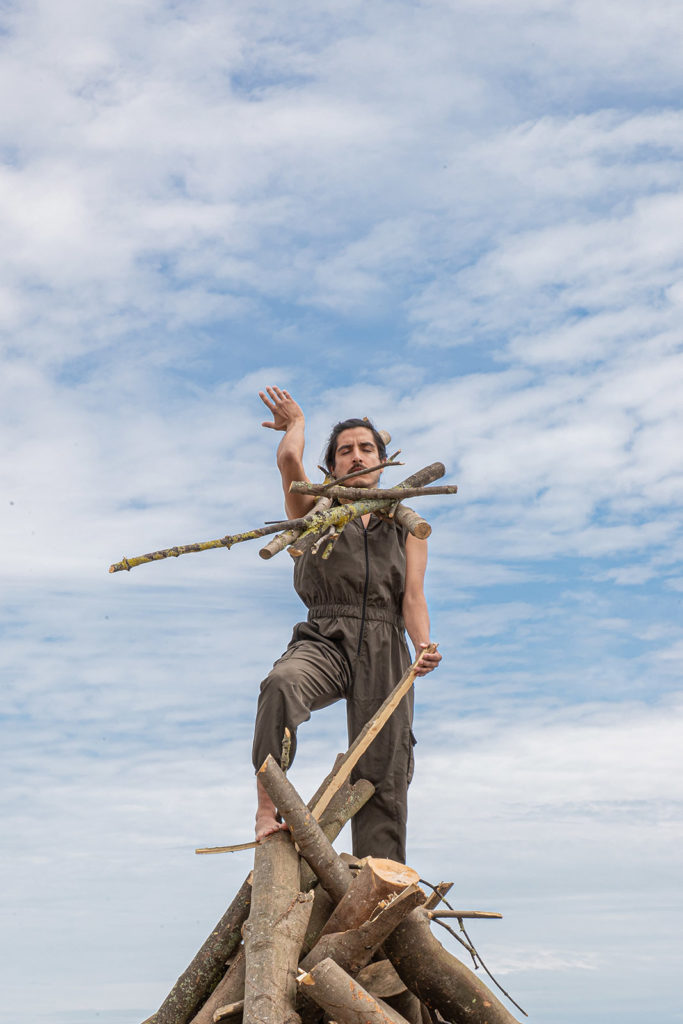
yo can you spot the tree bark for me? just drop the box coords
[392,504,431,540]
[299,778,375,892]
[319,859,420,937]
[259,495,333,559]
[384,989,422,1024]
[355,960,406,1000]
[289,484,457,500]
[257,756,353,903]
[213,1000,243,1021]
[300,884,336,958]
[299,958,410,1024]
[395,462,445,488]
[384,908,522,1024]
[242,830,313,1024]
[188,949,245,1024]
[146,874,252,1024]
[301,884,425,975]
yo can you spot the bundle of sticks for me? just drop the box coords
[109,460,456,573]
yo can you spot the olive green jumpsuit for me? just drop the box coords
[252,515,414,863]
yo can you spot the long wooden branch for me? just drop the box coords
[427,910,502,920]
[290,483,458,500]
[189,949,246,1024]
[299,778,375,891]
[318,454,404,488]
[109,519,307,573]
[309,643,438,821]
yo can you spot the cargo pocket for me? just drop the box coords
[407,729,417,785]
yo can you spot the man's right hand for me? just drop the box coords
[259,386,305,432]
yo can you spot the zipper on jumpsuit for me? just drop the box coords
[357,523,370,655]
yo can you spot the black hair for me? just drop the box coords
[323,418,387,474]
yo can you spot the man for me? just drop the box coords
[252,385,441,863]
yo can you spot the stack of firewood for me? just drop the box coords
[142,756,523,1024]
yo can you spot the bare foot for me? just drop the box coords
[255,779,289,842]
[255,810,288,842]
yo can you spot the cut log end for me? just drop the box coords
[366,857,420,889]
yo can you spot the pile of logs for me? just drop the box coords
[143,757,523,1024]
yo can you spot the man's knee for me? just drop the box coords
[256,661,313,729]
[258,664,291,706]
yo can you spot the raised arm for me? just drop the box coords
[259,386,317,519]
[402,534,442,676]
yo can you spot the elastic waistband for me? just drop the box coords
[307,603,404,629]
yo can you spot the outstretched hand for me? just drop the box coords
[259,386,305,432]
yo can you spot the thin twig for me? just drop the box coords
[311,526,337,555]
[431,916,528,1018]
[321,521,346,560]
[317,451,404,489]
[430,915,478,959]
[419,878,455,912]
[429,910,502,920]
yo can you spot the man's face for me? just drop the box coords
[332,427,382,487]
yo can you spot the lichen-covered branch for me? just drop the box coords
[260,494,334,559]
[110,519,307,573]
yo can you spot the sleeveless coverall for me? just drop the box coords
[251,515,414,863]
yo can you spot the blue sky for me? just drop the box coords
[2,1,682,1022]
